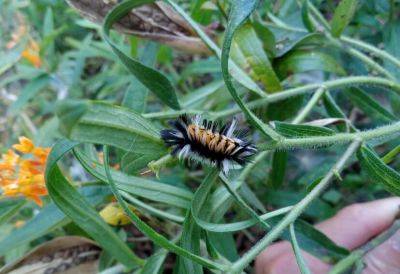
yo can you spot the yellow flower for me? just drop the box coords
[0,137,50,206]
[100,202,139,226]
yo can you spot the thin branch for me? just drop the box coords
[230,140,362,273]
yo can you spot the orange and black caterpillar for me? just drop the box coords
[160,115,257,174]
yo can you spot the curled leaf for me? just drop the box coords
[0,237,100,274]
[67,0,210,53]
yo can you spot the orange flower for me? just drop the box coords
[13,136,34,153]
[21,40,42,68]
[0,137,50,206]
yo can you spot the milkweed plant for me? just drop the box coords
[0,0,399,273]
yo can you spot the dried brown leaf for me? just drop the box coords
[66,0,211,53]
[0,236,101,274]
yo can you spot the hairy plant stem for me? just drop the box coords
[144,76,400,120]
[306,1,400,72]
[329,220,400,274]
[229,140,362,273]
[292,86,326,124]
[261,122,400,150]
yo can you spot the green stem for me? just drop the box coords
[261,122,400,150]
[341,36,400,70]
[219,175,270,230]
[145,76,400,120]
[120,191,184,223]
[289,223,312,274]
[299,0,395,79]
[292,86,326,124]
[230,140,361,273]
[329,220,400,274]
[102,146,228,271]
[215,76,400,118]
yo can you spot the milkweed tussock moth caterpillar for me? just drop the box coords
[161,115,257,174]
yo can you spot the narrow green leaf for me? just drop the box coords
[9,75,51,115]
[56,101,166,154]
[382,145,400,164]
[221,0,281,140]
[383,19,400,80]
[268,151,288,189]
[74,148,192,209]
[275,50,346,79]
[122,41,159,113]
[140,249,169,274]
[122,80,147,113]
[322,92,347,132]
[0,200,26,226]
[234,22,281,92]
[103,0,180,109]
[102,146,227,271]
[273,121,336,137]
[0,186,108,256]
[177,211,203,274]
[345,87,397,123]
[45,140,144,268]
[0,46,23,76]
[357,145,400,195]
[330,0,358,37]
[252,16,276,57]
[301,0,315,32]
[289,224,312,274]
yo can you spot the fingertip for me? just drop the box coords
[316,197,400,249]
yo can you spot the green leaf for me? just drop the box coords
[0,46,23,76]
[56,101,166,154]
[270,30,326,57]
[177,211,203,274]
[273,122,336,137]
[166,0,268,97]
[74,148,192,209]
[289,224,312,274]
[221,0,281,140]
[252,16,276,57]
[322,92,347,132]
[345,87,397,123]
[383,19,400,80]
[357,145,400,196]
[0,186,108,256]
[268,151,288,189]
[234,22,281,92]
[0,200,25,226]
[301,0,315,32]
[290,220,349,262]
[330,0,358,37]
[101,146,227,271]
[122,80,147,113]
[122,41,159,113]
[9,74,51,115]
[103,0,180,109]
[140,249,169,274]
[275,50,346,79]
[45,140,144,268]
[382,145,400,164]
[207,232,239,262]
